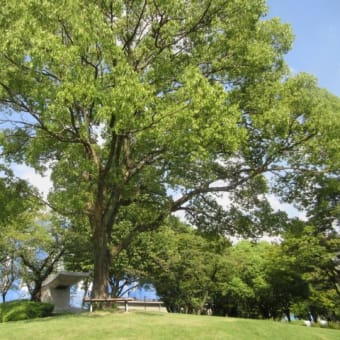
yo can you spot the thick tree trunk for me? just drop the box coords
[92,222,110,299]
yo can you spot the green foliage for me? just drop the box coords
[15,213,69,301]
[0,174,38,229]
[0,211,70,302]
[0,170,42,301]
[278,225,340,321]
[0,300,54,322]
[219,241,274,318]
[136,220,232,313]
[0,255,18,302]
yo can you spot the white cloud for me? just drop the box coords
[267,194,307,221]
[92,123,106,147]
[173,209,186,222]
[13,164,52,199]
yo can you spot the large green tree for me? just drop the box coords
[280,223,340,321]
[0,252,18,303]
[0,211,69,301]
[138,219,231,314]
[1,0,340,298]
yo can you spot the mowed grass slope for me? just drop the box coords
[0,311,338,340]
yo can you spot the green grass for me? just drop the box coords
[0,311,338,340]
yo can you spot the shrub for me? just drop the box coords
[0,300,54,322]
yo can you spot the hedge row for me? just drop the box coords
[0,300,54,322]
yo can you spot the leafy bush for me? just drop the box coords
[0,300,54,322]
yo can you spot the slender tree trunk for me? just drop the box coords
[30,283,42,302]
[311,312,318,323]
[284,308,291,322]
[82,279,90,308]
[2,292,6,303]
[198,291,209,315]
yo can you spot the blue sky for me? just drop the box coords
[267,0,340,96]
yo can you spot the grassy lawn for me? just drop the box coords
[0,311,339,340]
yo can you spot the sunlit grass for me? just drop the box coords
[0,311,339,339]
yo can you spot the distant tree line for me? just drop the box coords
[1,187,338,322]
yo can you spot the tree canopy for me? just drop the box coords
[0,0,340,298]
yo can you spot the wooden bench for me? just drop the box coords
[83,298,165,312]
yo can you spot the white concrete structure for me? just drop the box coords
[41,271,88,313]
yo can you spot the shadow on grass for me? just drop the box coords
[133,311,166,317]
